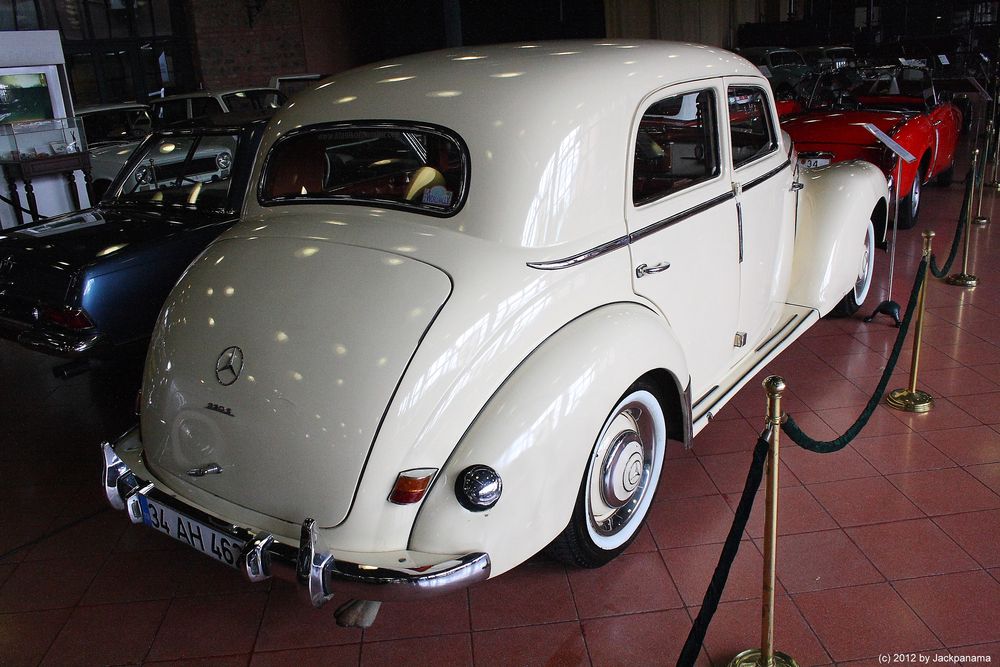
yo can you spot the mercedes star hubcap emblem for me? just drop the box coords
[215,346,244,386]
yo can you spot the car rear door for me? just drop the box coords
[724,80,796,358]
[626,80,741,401]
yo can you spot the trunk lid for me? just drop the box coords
[781,110,908,146]
[141,235,452,527]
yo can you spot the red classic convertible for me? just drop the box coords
[781,66,962,230]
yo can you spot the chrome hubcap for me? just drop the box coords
[855,225,872,300]
[911,175,921,217]
[589,404,655,537]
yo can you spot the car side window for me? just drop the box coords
[153,100,188,126]
[728,86,777,169]
[191,97,223,118]
[632,89,719,206]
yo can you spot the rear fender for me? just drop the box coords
[408,303,689,577]
[789,160,888,315]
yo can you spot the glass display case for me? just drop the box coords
[0,117,86,163]
[0,117,93,226]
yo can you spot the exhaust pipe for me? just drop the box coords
[52,358,91,379]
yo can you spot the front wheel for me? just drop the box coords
[830,219,876,317]
[546,384,666,568]
[898,167,923,230]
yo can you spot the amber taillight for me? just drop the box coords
[388,468,437,505]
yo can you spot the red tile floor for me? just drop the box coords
[3,153,1000,666]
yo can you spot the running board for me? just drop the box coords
[691,303,819,435]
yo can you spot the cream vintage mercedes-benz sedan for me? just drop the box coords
[103,41,887,614]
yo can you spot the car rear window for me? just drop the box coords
[260,124,468,216]
[728,87,777,168]
[633,89,720,206]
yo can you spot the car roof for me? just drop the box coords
[741,46,797,56]
[248,40,766,249]
[77,102,150,114]
[159,111,274,132]
[152,88,283,103]
[273,40,758,132]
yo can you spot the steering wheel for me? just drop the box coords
[832,89,861,111]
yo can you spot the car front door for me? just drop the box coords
[724,81,796,358]
[927,91,961,177]
[626,81,742,402]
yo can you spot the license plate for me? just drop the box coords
[138,494,245,568]
[799,157,831,169]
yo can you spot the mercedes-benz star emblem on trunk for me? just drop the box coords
[215,346,244,386]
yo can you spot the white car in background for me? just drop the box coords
[78,103,153,199]
[104,41,887,615]
[150,87,286,127]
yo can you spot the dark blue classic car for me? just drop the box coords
[0,118,267,365]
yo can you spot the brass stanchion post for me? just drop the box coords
[976,135,992,226]
[987,74,1000,189]
[887,231,936,413]
[728,377,797,667]
[989,119,1000,190]
[947,177,981,287]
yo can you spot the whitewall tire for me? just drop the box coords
[547,383,666,567]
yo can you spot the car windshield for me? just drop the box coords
[793,68,864,108]
[770,50,805,67]
[108,130,241,211]
[856,68,931,99]
[826,48,855,64]
[260,124,468,215]
[222,90,286,113]
[81,107,151,145]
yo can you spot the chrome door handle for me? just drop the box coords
[187,463,223,477]
[636,262,671,278]
[932,119,943,126]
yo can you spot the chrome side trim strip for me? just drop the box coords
[691,385,720,412]
[628,191,736,243]
[742,159,791,193]
[526,235,630,271]
[526,191,736,271]
[692,308,812,424]
[754,314,798,353]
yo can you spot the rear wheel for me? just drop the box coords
[936,163,954,186]
[830,219,875,317]
[546,383,666,568]
[898,167,923,230]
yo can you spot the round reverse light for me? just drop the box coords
[456,465,502,512]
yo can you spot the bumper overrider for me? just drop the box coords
[101,437,490,606]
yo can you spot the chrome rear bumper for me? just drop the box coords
[101,439,490,606]
[19,327,110,357]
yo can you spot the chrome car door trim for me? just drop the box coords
[527,160,789,271]
[525,235,631,271]
[526,191,735,270]
[741,159,791,193]
[627,191,736,244]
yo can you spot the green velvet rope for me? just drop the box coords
[931,167,974,279]
[676,435,769,667]
[782,258,928,453]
